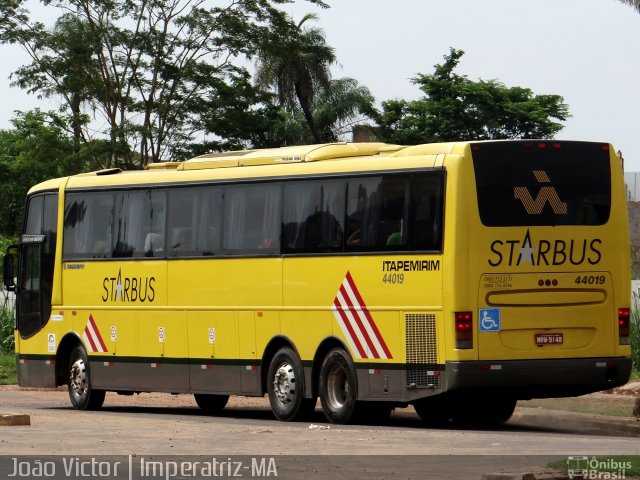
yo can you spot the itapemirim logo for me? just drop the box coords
[567,456,632,479]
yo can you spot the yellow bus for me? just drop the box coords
[3,140,632,425]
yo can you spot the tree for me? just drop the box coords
[0,0,328,168]
[618,0,640,12]
[0,110,83,235]
[255,13,336,143]
[313,78,376,142]
[373,48,570,145]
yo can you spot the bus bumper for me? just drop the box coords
[443,357,632,399]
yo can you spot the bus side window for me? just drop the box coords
[345,176,409,251]
[222,184,281,254]
[282,180,345,253]
[63,193,114,259]
[113,190,166,258]
[411,174,444,251]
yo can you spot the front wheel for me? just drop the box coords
[319,348,358,424]
[194,394,229,414]
[68,345,105,410]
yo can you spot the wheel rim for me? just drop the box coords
[326,364,348,410]
[272,362,296,406]
[70,358,88,400]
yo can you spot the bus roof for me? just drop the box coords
[29,140,611,194]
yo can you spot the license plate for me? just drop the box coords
[535,333,563,345]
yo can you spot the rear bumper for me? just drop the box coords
[444,357,632,399]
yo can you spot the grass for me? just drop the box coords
[519,394,636,418]
[0,352,16,385]
[549,456,640,477]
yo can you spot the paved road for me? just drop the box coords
[1,387,639,479]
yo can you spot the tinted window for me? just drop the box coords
[19,193,58,338]
[64,193,114,259]
[222,183,281,254]
[411,175,444,250]
[282,180,346,253]
[167,186,222,257]
[473,141,611,226]
[346,177,409,250]
[283,172,444,253]
[114,190,166,258]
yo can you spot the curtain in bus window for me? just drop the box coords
[114,190,166,258]
[196,187,222,255]
[63,193,114,259]
[282,180,345,252]
[167,186,222,257]
[223,184,281,254]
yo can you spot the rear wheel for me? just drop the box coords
[194,394,229,414]
[68,345,105,410]
[413,394,452,426]
[319,348,358,424]
[450,397,516,426]
[267,347,315,421]
[353,401,394,424]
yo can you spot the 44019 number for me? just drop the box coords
[382,273,404,284]
[574,275,606,285]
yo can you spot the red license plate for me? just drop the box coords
[535,333,563,345]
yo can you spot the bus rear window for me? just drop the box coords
[472,141,611,227]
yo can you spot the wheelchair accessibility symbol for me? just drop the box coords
[479,308,501,332]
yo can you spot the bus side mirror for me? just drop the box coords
[3,252,15,292]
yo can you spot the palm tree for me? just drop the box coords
[255,14,336,143]
[313,78,376,142]
[619,0,640,12]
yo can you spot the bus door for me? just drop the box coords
[12,194,58,339]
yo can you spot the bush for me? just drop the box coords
[0,302,14,354]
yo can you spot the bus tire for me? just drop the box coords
[319,348,357,424]
[267,347,312,421]
[194,394,229,414]
[448,394,516,427]
[353,401,394,424]
[413,395,452,426]
[68,345,105,410]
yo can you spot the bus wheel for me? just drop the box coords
[319,348,357,424]
[413,395,452,426]
[194,394,229,414]
[353,401,394,424]
[68,345,105,410]
[449,396,516,426]
[267,347,312,421]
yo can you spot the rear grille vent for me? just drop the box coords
[405,313,440,388]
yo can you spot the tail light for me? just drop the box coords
[618,308,630,345]
[455,311,473,349]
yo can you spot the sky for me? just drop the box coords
[1,0,639,169]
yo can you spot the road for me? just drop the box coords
[1,386,639,479]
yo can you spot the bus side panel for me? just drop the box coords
[283,255,443,402]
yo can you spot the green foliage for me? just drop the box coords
[0,353,16,385]
[255,13,336,143]
[0,302,15,355]
[0,0,327,167]
[0,110,87,235]
[631,305,640,372]
[619,0,640,13]
[373,48,570,145]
